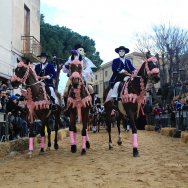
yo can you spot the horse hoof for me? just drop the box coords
[39,148,45,155]
[28,151,33,159]
[71,145,77,153]
[117,141,122,145]
[109,143,113,150]
[81,149,86,155]
[133,148,139,157]
[48,143,51,148]
[54,144,59,150]
[86,141,90,149]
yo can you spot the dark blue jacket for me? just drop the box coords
[109,58,135,88]
[35,62,57,87]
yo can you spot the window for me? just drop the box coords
[24,5,30,36]
[93,85,99,94]
[24,5,30,52]
[95,75,97,81]
[105,71,108,77]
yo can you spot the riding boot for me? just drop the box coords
[112,97,118,107]
[64,97,68,108]
[50,96,57,111]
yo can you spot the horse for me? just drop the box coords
[10,58,62,157]
[66,59,92,155]
[104,56,160,157]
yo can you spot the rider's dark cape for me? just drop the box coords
[35,62,57,87]
[109,58,135,88]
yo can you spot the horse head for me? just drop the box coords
[10,58,31,88]
[137,56,160,84]
[69,59,83,76]
[70,71,82,89]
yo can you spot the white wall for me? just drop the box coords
[0,0,40,79]
[0,0,13,78]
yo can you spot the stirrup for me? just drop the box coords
[112,98,118,106]
[50,104,57,111]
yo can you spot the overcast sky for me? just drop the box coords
[41,0,188,63]
[40,0,188,92]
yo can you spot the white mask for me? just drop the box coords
[77,48,85,56]
[40,57,47,64]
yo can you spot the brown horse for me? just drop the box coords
[66,59,92,155]
[10,58,62,157]
[104,56,160,157]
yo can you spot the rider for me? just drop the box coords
[109,46,136,102]
[35,52,57,111]
[63,44,96,106]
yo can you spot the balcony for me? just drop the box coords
[21,36,41,62]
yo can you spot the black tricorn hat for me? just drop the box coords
[37,52,48,57]
[74,44,84,50]
[115,46,129,54]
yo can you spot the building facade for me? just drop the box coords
[0,0,40,83]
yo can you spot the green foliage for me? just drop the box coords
[40,14,103,69]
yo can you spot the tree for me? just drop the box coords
[135,24,188,85]
[40,15,103,69]
[153,25,188,85]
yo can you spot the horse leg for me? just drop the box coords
[28,123,35,158]
[117,117,122,145]
[39,122,46,155]
[129,115,139,157]
[86,129,90,149]
[54,113,60,150]
[81,108,89,155]
[98,116,101,132]
[69,108,77,153]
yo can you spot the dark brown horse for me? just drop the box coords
[10,58,62,157]
[66,59,92,155]
[104,56,160,157]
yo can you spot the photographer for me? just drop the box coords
[6,95,28,139]
[0,89,8,113]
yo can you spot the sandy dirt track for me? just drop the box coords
[0,128,188,188]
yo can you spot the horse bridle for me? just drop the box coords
[12,61,44,87]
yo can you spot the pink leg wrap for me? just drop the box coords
[132,133,138,148]
[86,130,89,141]
[73,132,77,145]
[82,136,86,149]
[29,137,34,151]
[40,136,45,149]
[70,131,75,145]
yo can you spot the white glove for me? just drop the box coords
[119,69,126,74]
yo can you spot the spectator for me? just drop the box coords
[6,95,28,139]
[153,104,162,131]
[143,100,153,125]
[0,80,8,91]
[0,89,8,112]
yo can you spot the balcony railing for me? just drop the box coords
[21,36,41,62]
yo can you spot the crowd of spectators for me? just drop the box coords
[0,80,28,140]
[143,97,188,132]
[0,80,69,141]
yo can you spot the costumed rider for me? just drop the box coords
[109,46,136,103]
[63,44,96,106]
[35,52,57,111]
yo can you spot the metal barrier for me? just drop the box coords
[150,111,188,131]
[0,112,9,142]
[175,110,188,131]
